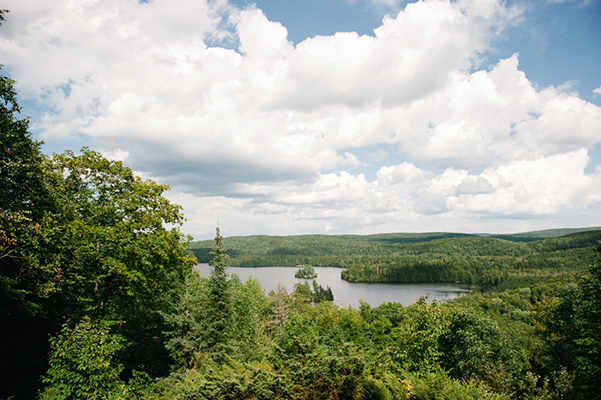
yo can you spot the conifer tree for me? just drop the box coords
[205,226,233,362]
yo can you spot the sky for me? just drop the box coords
[1,0,600,240]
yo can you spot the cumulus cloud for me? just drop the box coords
[1,0,600,237]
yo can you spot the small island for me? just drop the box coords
[294,265,317,278]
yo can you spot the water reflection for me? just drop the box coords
[195,264,478,308]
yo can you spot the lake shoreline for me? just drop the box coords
[196,264,478,308]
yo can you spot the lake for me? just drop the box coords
[195,264,478,308]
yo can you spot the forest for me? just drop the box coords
[2,12,601,399]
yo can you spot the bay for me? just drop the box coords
[195,264,478,308]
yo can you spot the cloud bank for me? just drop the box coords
[1,0,600,238]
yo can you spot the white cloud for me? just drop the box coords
[100,148,129,162]
[594,86,601,95]
[457,175,495,195]
[1,0,601,236]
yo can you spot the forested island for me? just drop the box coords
[2,12,601,398]
[294,265,317,278]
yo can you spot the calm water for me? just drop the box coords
[195,264,478,308]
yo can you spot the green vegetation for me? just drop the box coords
[2,18,601,398]
[187,232,476,266]
[141,245,601,399]
[340,232,600,288]
[189,229,601,290]
[294,265,317,278]
[293,280,334,303]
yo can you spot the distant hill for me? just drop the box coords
[488,227,601,242]
[188,227,601,266]
[188,231,473,264]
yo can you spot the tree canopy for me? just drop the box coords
[1,65,196,397]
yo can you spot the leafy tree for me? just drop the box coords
[229,275,270,360]
[439,308,525,391]
[0,71,49,259]
[0,14,54,312]
[292,281,313,303]
[40,317,126,400]
[1,37,64,396]
[1,127,195,396]
[39,149,196,377]
[392,297,445,372]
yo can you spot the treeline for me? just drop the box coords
[187,232,476,264]
[189,230,601,266]
[341,232,600,286]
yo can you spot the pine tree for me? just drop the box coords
[205,226,233,363]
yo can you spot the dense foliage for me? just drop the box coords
[125,241,600,399]
[293,280,334,303]
[340,232,600,288]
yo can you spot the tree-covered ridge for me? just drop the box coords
[189,230,601,288]
[489,226,601,242]
[188,232,478,263]
[188,229,600,263]
[341,231,601,286]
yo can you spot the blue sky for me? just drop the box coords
[231,0,601,104]
[1,0,601,239]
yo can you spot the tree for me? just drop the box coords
[1,138,196,396]
[204,226,234,362]
[269,283,290,333]
[392,297,444,372]
[162,270,208,370]
[43,148,197,376]
[439,308,524,390]
[1,37,64,397]
[1,50,57,297]
[293,281,313,303]
[40,318,126,400]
